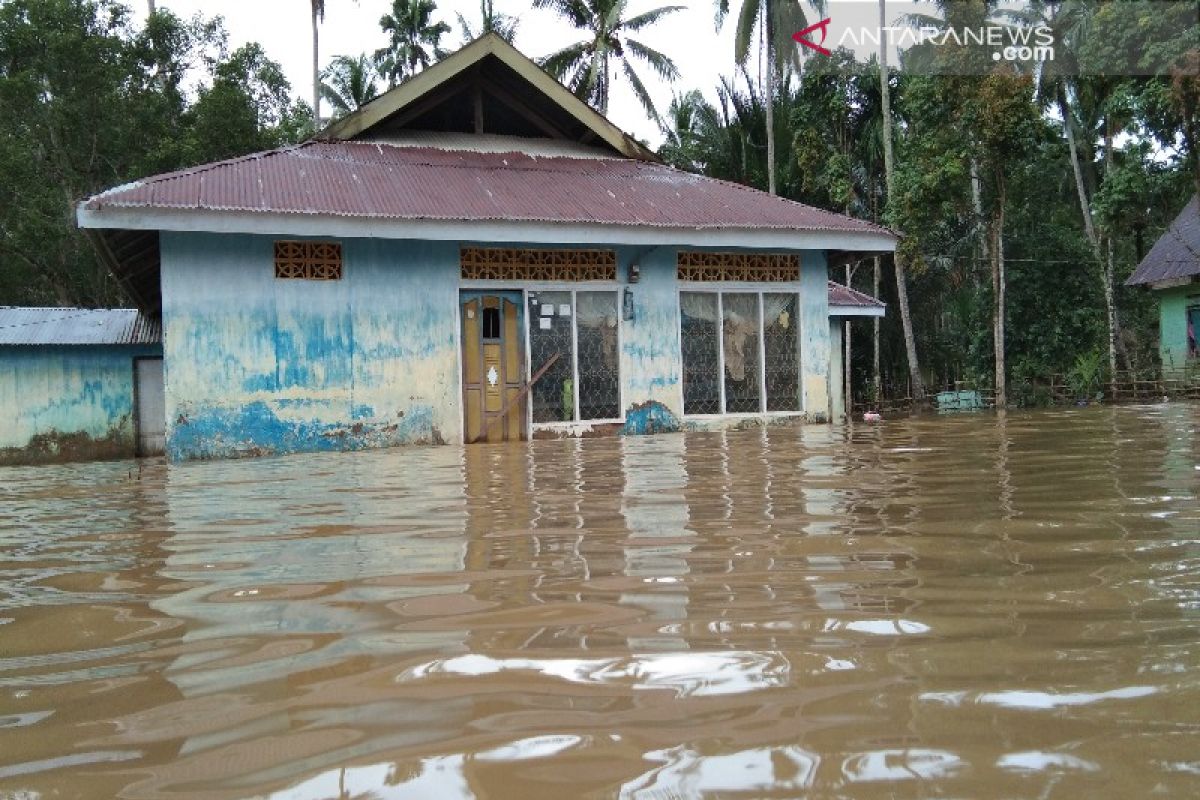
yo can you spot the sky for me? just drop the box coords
[131,0,749,145]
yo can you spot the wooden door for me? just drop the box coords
[462,293,525,443]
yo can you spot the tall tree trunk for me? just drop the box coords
[971,156,989,263]
[1100,116,1125,378]
[878,0,925,402]
[873,255,881,401]
[1103,234,1120,389]
[1059,87,1101,260]
[991,175,1007,408]
[764,2,776,195]
[311,7,321,125]
[147,0,155,14]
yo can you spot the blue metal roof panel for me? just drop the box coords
[0,307,161,346]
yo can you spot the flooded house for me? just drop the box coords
[75,34,893,461]
[1126,195,1199,375]
[0,307,163,463]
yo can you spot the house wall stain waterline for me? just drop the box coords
[0,344,161,464]
[160,233,831,460]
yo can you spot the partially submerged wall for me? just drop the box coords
[160,233,831,459]
[1157,284,1199,375]
[0,345,161,464]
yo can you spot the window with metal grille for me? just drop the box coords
[274,241,343,280]
[528,290,621,423]
[680,291,801,416]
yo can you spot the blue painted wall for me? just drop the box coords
[0,344,161,463]
[160,232,830,459]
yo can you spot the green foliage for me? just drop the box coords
[0,0,306,307]
[375,0,450,86]
[1065,348,1107,399]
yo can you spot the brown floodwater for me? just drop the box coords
[1,405,1198,799]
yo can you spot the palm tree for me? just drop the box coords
[534,0,683,124]
[376,0,451,87]
[320,54,380,118]
[715,0,825,195]
[457,0,519,44]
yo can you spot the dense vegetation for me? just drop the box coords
[1,0,1197,405]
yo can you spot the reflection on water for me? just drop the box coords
[1,405,1198,798]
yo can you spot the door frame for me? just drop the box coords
[459,289,527,443]
[132,355,165,457]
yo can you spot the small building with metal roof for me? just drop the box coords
[0,307,163,464]
[1126,196,1200,375]
[76,34,893,461]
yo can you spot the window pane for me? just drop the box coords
[723,293,761,413]
[529,291,575,423]
[763,293,799,411]
[576,292,620,420]
[680,292,720,414]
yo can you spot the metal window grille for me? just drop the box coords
[680,290,802,415]
[680,292,721,414]
[274,241,343,280]
[528,290,622,424]
[462,247,617,281]
[576,292,620,420]
[722,293,761,413]
[677,252,800,282]
[763,293,800,411]
[529,291,575,423]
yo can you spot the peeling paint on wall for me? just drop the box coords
[0,345,160,464]
[158,233,835,460]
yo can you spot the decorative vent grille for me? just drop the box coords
[677,252,800,282]
[461,247,617,281]
[274,241,343,280]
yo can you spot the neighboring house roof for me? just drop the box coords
[80,141,896,242]
[828,281,886,317]
[0,307,161,346]
[1126,195,1200,286]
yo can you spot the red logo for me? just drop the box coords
[793,18,832,56]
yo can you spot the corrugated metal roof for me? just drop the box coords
[1126,196,1200,285]
[828,281,885,310]
[83,141,895,238]
[0,307,161,346]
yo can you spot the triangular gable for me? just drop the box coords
[317,33,657,162]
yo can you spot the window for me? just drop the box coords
[528,290,621,423]
[680,291,800,415]
[274,241,343,280]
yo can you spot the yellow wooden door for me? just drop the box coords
[462,295,526,443]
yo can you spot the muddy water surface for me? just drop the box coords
[1,405,1198,798]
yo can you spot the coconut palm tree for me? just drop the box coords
[534,0,683,124]
[320,54,380,118]
[375,0,451,87]
[457,0,519,44]
[715,0,825,195]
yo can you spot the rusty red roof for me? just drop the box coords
[827,281,885,311]
[83,141,894,238]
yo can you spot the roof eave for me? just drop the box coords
[76,205,899,253]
